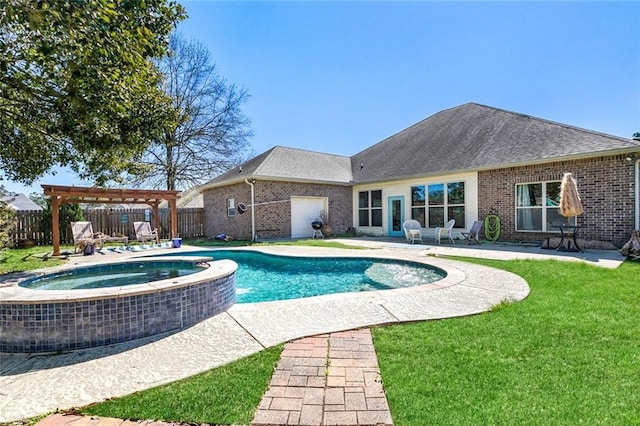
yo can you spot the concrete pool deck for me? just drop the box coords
[0,240,625,423]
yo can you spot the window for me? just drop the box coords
[447,182,466,229]
[411,185,426,226]
[358,190,382,227]
[227,198,235,217]
[516,181,572,231]
[427,181,465,228]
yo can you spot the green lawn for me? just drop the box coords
[373,258,640,425]
[81,345,283,425]
[0,246,66,274]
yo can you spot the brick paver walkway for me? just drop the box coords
[34,329,392,426]
[251,329,393,426]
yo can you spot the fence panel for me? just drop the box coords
[7,208,205,247]
[12,210,48,245]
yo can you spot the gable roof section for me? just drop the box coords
[1,193,42,211]
[351,103,639,183]
[201,146,353,189]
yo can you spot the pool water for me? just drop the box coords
[167,250,445,303]
[20,261,205,290]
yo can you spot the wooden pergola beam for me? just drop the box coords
[42,185,181,256]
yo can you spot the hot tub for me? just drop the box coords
[0,257,237,353]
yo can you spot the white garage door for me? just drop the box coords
[291,197,327,238]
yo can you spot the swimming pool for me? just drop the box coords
[156,250,446,303]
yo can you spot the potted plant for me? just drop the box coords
[319,210,332,237]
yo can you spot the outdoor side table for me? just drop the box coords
[556,225,583,252]
[102,235,129,247]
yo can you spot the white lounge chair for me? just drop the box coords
[402,219,423,244]
[461,220,482,244]
[70,221,104,253]
[435,219,456,244]
[134,221,159,244]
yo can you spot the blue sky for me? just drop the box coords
[4,0,639,195]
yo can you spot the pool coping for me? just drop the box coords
[0,244,532,422]
[0,256,234,302]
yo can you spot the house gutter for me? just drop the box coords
[245,179,256,241]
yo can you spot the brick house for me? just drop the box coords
[201,103,639,247]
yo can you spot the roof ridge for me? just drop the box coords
[469,102,635,143]
[352,102,496,159]
[271,145,351,159]
[253,146,280,175]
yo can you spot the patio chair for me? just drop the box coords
[134,221,159,244]
[402,219,423,244]
[461,220,483,244]
[435,219,456,244]
[70,221,105,253]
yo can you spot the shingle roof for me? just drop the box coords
[1,193,43,211]
[203,103,638,188]
[202,146,353,189]
[351,103,639,183]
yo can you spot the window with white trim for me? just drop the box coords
[358,190,382,227]
[227,198,235,217]
[411,185,426,226]
[427,182,465,228]
[516,181,572,231]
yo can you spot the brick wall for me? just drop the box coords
[478,155,636,247]
[203,180,353,240]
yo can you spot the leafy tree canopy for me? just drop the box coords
[0,0,186,186]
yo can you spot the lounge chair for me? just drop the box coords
[435,219,456,244]
[70,221,104,253]
[402,219,423,244]
[134,221,160,244]
[461,220,483,244]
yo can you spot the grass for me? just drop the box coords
[0,246,66,274]
[81,345,283,425]
[372,258,640,425]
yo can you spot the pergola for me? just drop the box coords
[42,185,181,256]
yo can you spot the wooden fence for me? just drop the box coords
[9,208,205,246]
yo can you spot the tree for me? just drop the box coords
[131,33,253,191]
[633,132,640,141]
[0,0,186,186]
[0,185,16,249]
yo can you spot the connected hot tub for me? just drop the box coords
[0,257,237,353]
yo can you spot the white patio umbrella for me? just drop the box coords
[559,172,584,224]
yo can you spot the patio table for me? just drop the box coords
[556,225,583,252]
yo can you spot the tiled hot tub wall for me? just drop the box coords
[0,269,236,353]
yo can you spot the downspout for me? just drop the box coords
[245,179,256,241]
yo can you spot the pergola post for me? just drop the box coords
[169,199,178,238]
[51,196,61,256]
[151,202,160,235]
